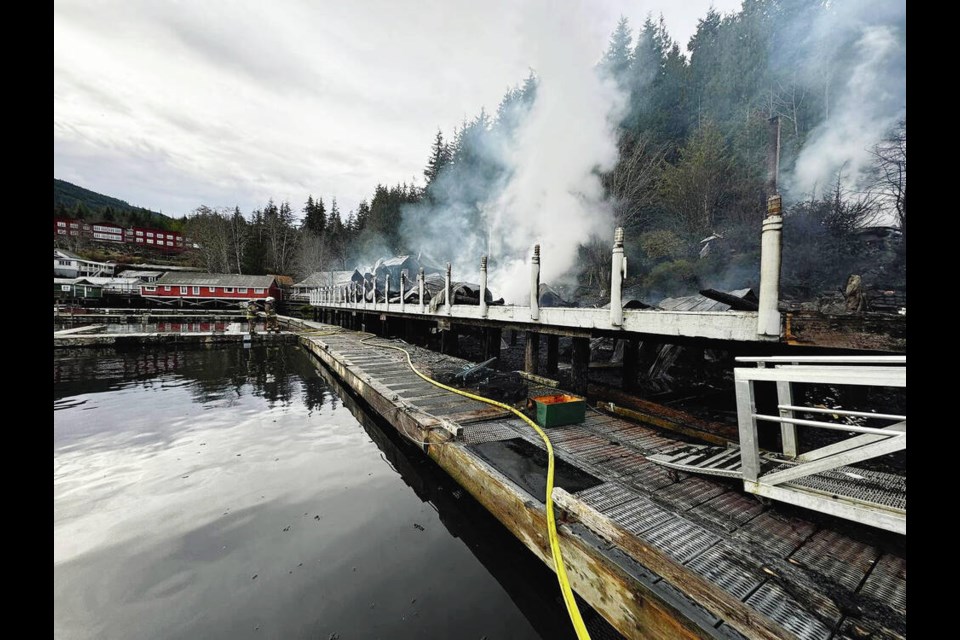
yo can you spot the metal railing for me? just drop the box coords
[734,355,906,534]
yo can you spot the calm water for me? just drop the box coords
[54,344,604,640]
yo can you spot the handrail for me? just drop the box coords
[736,355,905,364]
[734,355,906,534]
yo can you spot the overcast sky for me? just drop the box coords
[54,0,743,221]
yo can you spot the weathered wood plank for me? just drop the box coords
[784,311,906,352]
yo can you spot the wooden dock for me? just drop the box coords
[53,331,294,348]
[296,320,906,640]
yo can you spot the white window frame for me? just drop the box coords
[254,288,265,294]
[208,287,217,293]
[224,287,234,293]
[192,286,200,295]
[163,286,171,292]
[238,288,248,294]
[144,286,156,292]
[180,286,188,294]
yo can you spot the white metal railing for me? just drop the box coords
[734,355,906,534]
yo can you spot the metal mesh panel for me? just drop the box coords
[744,581,835,640]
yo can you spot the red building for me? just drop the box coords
[126,227,186,252]
[53,218,84,237]
[142,273,281,305]
[53,217,186,253]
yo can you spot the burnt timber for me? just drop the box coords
[293,319,906,640]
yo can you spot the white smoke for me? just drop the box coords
[787,16,905,206]
[399,1,627,305]
[485,3,626,303]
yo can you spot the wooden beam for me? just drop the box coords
[784,311,906,352]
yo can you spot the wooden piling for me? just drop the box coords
[545,334,559,376]
[622,337,639,390]
[484,327,502,361]
[524,331,541,374]
[571,336,590,396]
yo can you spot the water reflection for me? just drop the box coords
[54,344,323,411]
[54,344,620,640]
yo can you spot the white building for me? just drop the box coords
[54,248,116,278]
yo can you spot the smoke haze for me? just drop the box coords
[400,1,626,304]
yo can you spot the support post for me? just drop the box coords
[385,274,391,309]
[777,381,798,458]
[759,115,783,340]
[530,244,540,321]
[418,267,425,314]
[483,327,502,361]
[400,273,406,313]
[372,270,378,307]
[545,334,559,376]
[441,326,459,356]
[571,337,590,396]
[524,331,540,374]
[622,337,639,390]
[758,195,783,338]
[735,376,761,483]
[479,255,488,318]
[610,227,626,327]
[445,262,452,315]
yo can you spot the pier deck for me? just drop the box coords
[296,321,906,640]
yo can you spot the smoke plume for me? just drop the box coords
[401,1,626,304]
[785,1,906,208]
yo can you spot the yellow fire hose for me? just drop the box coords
[358,335,592,640]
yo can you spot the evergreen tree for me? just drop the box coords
[302,195,327,235]
[354,199,370,233]
[424,129,452,186]
[600,16,633,87]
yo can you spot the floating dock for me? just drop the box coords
[295,319,905,640]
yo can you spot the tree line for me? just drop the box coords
[181,0,905,300]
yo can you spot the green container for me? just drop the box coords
[533,394,586,428]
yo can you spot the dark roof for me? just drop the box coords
[54,248,81,260]
[294,270,362,288]
[155,273,277,288]
[658,288,754,312]
[54,277,100,286]
[129,263,203,271]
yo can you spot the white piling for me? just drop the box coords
[400,273,406,313]
[479,256,488,318]
[610,227,626,327]
[758,195,783,339]
[445,262,452,315]
[530,244,540,321]
[418,268,425,314]
[385,274,391,309]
